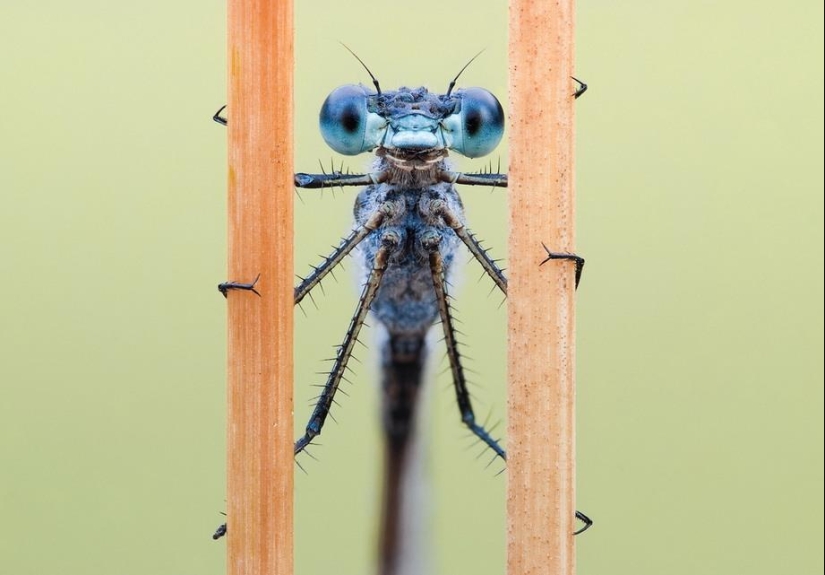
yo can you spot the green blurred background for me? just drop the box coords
[1,1,822,574]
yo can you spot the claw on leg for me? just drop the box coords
[574,510,593,535]
[212,523,227,540]
[218,273,261,298]
[540,242,585,289]
[572,76,588,99]
[213,104,227,125]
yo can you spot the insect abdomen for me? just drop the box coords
[378,334,426,575]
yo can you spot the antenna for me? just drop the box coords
[446,49,485,96]
[340,42,382,95]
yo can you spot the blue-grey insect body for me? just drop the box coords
[313,84,508,574]
[213,72,592,571]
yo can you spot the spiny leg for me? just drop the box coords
[539,242,585,289]
[430,199,508,295]
[213,234,394,540]
[442,172,508,187]
[294,231,398,455]
[424,232,505,460]
[220,202,394,304]
[294,172,378,189]
[294,229,364,305]
[294,203,393,305]
[214,208,393,540]
[426,231,592,534]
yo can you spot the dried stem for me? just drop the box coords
[226,1,294,574]
[508,0,579,573]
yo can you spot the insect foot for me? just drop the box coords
[574,510,593,535]
[572,76,588,99]
[539,243,585,289]
[218,273,262,298]
[212,105,227,125]
[212,523,227,540]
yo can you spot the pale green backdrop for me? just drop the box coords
[0,1,822,574]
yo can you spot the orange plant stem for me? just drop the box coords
[508,0,578,573]
[226,1,294,574]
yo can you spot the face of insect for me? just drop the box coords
[319,85,504,160]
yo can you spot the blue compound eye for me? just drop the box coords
[442,88,504,158]
[319,85,385,155]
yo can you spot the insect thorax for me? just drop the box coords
[353,158,464,339]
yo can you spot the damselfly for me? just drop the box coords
[213,55,591,574]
